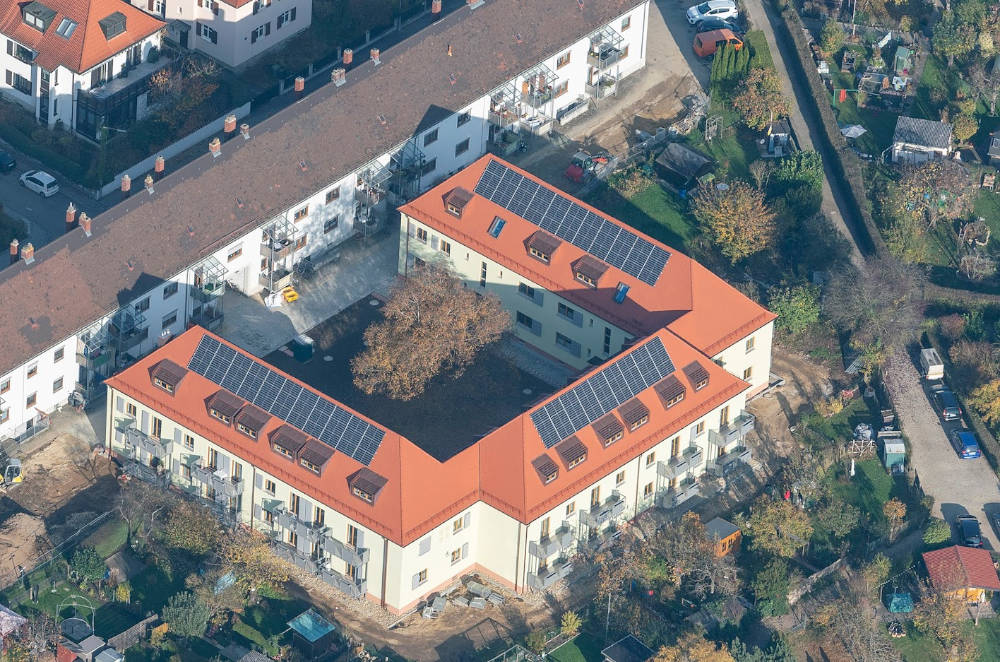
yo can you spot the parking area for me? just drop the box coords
[885,349,1000,550]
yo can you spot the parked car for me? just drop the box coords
[932,387,962,421]
[957,515,983,548]
[686,0,738,24]
[950,429,981,459]
[0,151,14,173]
[695,17,740,33]
[19,170,59,197]
[693,29,743,57]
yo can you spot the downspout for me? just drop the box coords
[249,465,257,527]
[513,522,523,593]
[640,2,650,63]
[403,215,411,278]
[380,538,389,609]
[633,454,642,514]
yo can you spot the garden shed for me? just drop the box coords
[654,142,712,189]
[881,439,905,473]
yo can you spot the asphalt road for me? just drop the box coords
[885,349,1000,551]
[0,139,116,249]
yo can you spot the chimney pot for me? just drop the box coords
[343,48,353,65]
[331,67,346,86]
[121,174,131,193]
[80,213,93,237]
[144,174,155,195]
[431,0,441,12]
[65,202,77,228]
[9,239,18,265]
[209,137,222,157]
[154,155,165,173]
[21,242,34,265]
[370,48,380,65]
[224,114,237,134]
[294,76,305,93]
[240,123,251,140]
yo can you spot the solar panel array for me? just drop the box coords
[529,337,675,448]
[474,159,670,286]
[187,335,385,465]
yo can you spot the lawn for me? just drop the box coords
[82,519,130,559]
[891,618,1000,662]
[587,182,696,251]
[830,458,898,527]
[548,632,606,662]
[744,30,773,71]
[974,189,1000,241]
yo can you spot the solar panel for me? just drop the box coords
[529,337,675,447]
[475,161,670,285]
[186,335,385,465]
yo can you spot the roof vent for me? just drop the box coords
[431,0,441,14]
[80,213,92,237]
[331,67,346,86]
[154,155,165,174]
[223,114,237,135]
[9,239,18,265]
[120,174,131,195]
[240,123,250,140]
[144,174,154,194]
[444,187,473,217]
[65,202,77,233]
[20,242,34,265]
[294,76,305,97]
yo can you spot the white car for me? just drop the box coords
[687,0,738,24]
[19,170,59,197]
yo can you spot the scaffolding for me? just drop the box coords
[387,138,426,203]
[259,217,298,294]
[190,256,226,330]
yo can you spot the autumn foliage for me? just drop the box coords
[691,181,776,263]
[352,264,509,400]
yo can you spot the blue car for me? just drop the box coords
[951,430,981,459]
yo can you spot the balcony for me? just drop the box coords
[274,543,321,574]
[585,75,618,99]
[719,411,756,445]
[87,57,168,101]
[683,445,704,468]
[318,566,366,599]
[528,525,574,558]
[259,269,292,290]
[260,237,293,260]
[526,558,573,590]
[123,426,168,460]
[580,491,626,529]
[191,465,244,498]
[587,46,622,69]
[521,89,553,109]
[657,456,690,480]
[190,306,223,331]
[715,446,753,474]
[323,536,370,566]
[659,479,700,509]
[120,456,169,487]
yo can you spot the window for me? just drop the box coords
[250,22,270,43]
[455,138,470,156]
[518,283,535,299]
[457,111,471,126]
[554,80,569,98]
[575,271,596,287]
[288,531,298,546]
[151,417,162,439]
[450,548,463,564]
[198,23,218,44]
[209,408,232,424]
[423,129,438,146]
[162,311,177,329]
[417,569,428,585]
[566,502,576,516]
[516,312,536,330]
[670,436,681,458]
[556,51,571,68]
[720,406,730,428]
[263,508,273,524]
[645,452,655,467]
[5,70,31,95]
[452,516,465,533]
[440,240,451,256]
[274,443,293,458]
[293,205,309,221]
[153,375,175,393]
[746,336,755,352]
[540,517,550,539]
[480,262,487,288]
[529,246,550,262]
[289,493,300,516]
[420,158,437,176]
[324,216,340,234]
[743,366,753,381]
[54,347,64,362]
[313,507,324,527]
[590,487,601,508]
[557,302,577,322]
[135,297,150,313]
[325,187,341,204]
[416,227,428,243]
[487,217,506,238]
[0,409,7,424]
[621,16,631,30]
[694,421,706,436]
[237,421,257,439]
[207,448,218,470]
[184,434,195,451]
[615,283,630,304]
[26,365,37,379]
[53,377,63,392]
[126,403,137,417]
[276,8,295,28]
[555,332,580,357]
[25,393,36,408]
[643,482,654,498]
[352,486,374,503]
[0,379,8,394]
[295,236,307,250]
[300,457,320,473]
[615,470,626,486]
[227,247,242,262]
[265,479,276,494]
[621,45,629,59]
[163,282,178,299]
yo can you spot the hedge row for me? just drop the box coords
[774,4,887,258]
[0,120,94,189]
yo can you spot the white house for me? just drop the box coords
[0,0,164,139]
[891,115,953,164]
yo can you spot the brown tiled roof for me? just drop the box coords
[234,404,270,432]
[205,390,243,418]
[554,436,587,469]
[299,440,334,468]
[348,468,388,499]
[0,0,641,376]
[269,424,308,454]
[923,545,1000,592]
[149,359,186,390]
[526,230,562,257]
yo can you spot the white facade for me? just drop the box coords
[134,0,312,68]
[0,3,651,445]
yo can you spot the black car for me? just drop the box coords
[0,151,14,173]
[695,17,740,33]
[932,388,962,421]
[958,515,983,548]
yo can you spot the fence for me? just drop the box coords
[108,614,158,651]
[97,101,252,199]
[788,558,844,605]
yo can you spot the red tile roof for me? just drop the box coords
[923,545,1000,592]
[399,156,775,356]
[0,0,164,73]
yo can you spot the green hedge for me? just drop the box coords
[0,120,95,188]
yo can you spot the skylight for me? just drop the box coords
[55,17,77,38]
[487,217,506,238]
[614,282,630,304]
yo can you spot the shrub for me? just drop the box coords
[525,629,547,653]
[560,610,582,636]
[70,547,105,584]
[923,518,951,547]
[768,284,821,335]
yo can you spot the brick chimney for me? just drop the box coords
[294,76,305,99]
[240,123,251,140]
[120,174,131,196]
[65,202,77,233]
[154,155,165,178]
[20,242,34,265]
[431,0,441,14]
[331,68,346,86]
[209,137,221,158]
[79,212,92,237]
[223,114,237,136]
[9,239,18,265]
[370,48,380,66]
[342,48,353,65]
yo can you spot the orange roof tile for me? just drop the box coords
[1,0,163,74]
[923,545,1000,592]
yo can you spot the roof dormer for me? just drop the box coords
[682,361,710,391]
[591,412,624,447]
[348,468,387,504]
[531,454,558,485]
[298,440,334,475]
[572,255,608,288]
[148,359,187,394]
[617,397,650,432]
[98,12,127,40]
[654,374,686,409]
[234,404,269,440]
[22,1,55,33]
[526,230,561,264]
[443,187,473,218]
[555,436,587,470]
[205,389,243,424]
[269,424,307,460]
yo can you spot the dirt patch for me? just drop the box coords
[0,513,49,584]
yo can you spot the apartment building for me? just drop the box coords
[131,0,311,68]
[0,0,164,139]
[0,0,650,444]
[103,156,774,612]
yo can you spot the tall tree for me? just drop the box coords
[117,480,164,546]
[732,68,789,130]
[352,263,509,400]
[162,591,212,639]
[968,61,1000,116]
[161,501,222,557]
[220,528,290,595]
[652,512,740,597]
[691,181,776,263]
[655,631,734,662]
[742,496,813,558]
[933,10,976,67]
[767,285,820,336]
[969,379,1000,425]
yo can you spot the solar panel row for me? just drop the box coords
[529,337,675,448]
[186,335,385,465]
[474,160,670,285]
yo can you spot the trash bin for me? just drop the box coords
[290,334,314,362]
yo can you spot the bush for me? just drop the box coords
[524,629,547,653]
[70,547,105,584]
[768,284,821,335]
[923,518,951,547]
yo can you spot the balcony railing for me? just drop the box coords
[659,480,701,509]
[526,558,573,590]
[585,75,617,99]
[587,47,622,69]
[580,491,626,529]
[716,446,753,473]
[683,445,704,468]
[190,306,223,330]
[120,457,169,487]
[719,411,756,445]
[123,426,168,460]
[521,89,553,109]
[260,238,293,260]
[323,536,370,566]
[528,524,574,559]
[319,566,367,599]
[274,543,321,574]
[190,465,244,498]
[657,455,689,480]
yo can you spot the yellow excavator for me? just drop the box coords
[0,449,23,488]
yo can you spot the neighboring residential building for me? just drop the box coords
[0,0,652,445]
[602,635,654,662]
[987,128,1000,166]
[705,516,741,557]
[891,115,953,164]
[103,156,773,613]
[923,545,1000,604]
[130,0,311,68]
[0,0,164,139]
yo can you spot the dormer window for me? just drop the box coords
[532,454,559,484]
[205,390,243,424]
[572,255,608,289]
[654,374,686,409]
[530,247,550,262]
[555,436,588,471]
[150,359,187,395]
[237,423,257,439]
[683,361,710,391]
[274,443,293,458]
[618,398,650,432]
[592,413,624,447]
[153,377,174,393]
[234,404,268,440]
[98,12,127,40]
[576,272,595,286]
[301,457,320,473]
[526,231,561,264]
[210,408,232,424]
[348,468,387,504]
[352,486,374,502]
[443,187,473,217]
[22,2,55,33]
[298,440,333,476]
[269,425,307,460]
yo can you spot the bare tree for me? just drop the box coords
[969,61,1000,116]
[117,480,166,545]
[959,252,997,282]
[652,512,739,598]
[19,612,57,659]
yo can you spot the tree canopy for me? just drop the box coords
[768,285,821,336]
[732,67,789,131]
[691,181,776,263]
[162,591,212,639]
[742,496,813,558]
[161,501,222,557]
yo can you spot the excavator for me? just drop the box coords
[0,448,23,489]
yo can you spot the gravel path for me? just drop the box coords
[884,349,1000,550]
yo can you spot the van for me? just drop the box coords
[693,29,743,58]
[920,347,944,380]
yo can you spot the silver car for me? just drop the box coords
[19,170,59,197]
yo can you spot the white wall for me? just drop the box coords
[712,321,774,395]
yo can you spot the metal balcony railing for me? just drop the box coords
[526,558,573,590]
[580,491,626,529]
[260,238,293,260]
[719,411,756,445]
[659,480,701,509]
[657,455,689,480]
[521,89,553,109]
[191,465,244,498]
[318,566,366,598]
[587,47,622,69]
[120,457,169,487]
[528,524,574,559]
[716,446,753,472]
[323,536,370,566]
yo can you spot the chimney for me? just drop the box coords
[20,242,34,265]
[342,48,353,66]
[144,174,155,195]
[431,0,441,13]
[370,48,380,66]
[331,67,346,87]
[294,76,305,99]
[223,114,237,136]
[240,123,251,140]
[65,202,77,233]
[9,239,18,265]
[209,137,221,158]
[447,43,453,57]
[120,174,131,196]
[154,155,165,177]
[80,213,92,237]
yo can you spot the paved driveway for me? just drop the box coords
[885,349,1000,550]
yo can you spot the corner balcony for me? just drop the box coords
[318,566,366,599]
[528,524,575,559]
[521,89,553,109]
[526,558,573,590]
[719,411,756,445]
[191,465,244,499]
[580,491,626,529]
[323,536,370,566]
[659,478,701,509]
